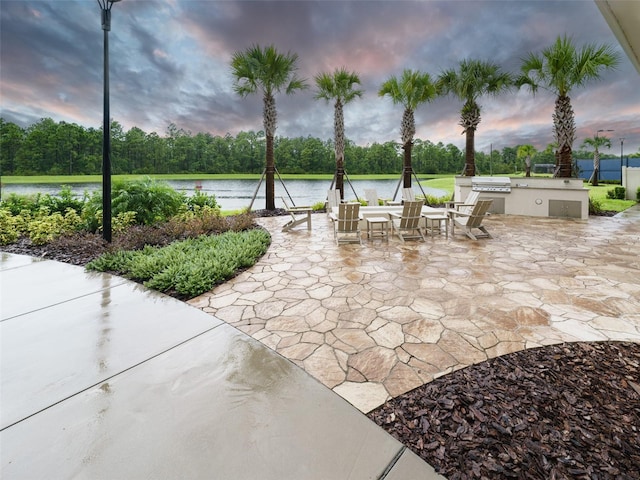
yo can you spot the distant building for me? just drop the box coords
[533,163,555,174]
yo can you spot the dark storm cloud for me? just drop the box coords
[0,2,103,127]
[1,0,638,154]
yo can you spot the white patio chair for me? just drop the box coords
[389,200,426,242]
[450,199,493,240]
[281,197,312,232]
[329,202,362,244]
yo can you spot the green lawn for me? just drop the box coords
[421,177,454,193]
[586,184,636,212]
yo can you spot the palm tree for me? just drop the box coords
[582,134,612,186]
[230,44,307,210]
[379,69,438,188]
[518,35,620,178]
[314,68,363,200]
[438,59,512,176]
[517,144,537,177]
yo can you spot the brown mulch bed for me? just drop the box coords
[368,342,640,479]
[1,233,109,265]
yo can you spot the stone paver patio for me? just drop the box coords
[189,207,640,413]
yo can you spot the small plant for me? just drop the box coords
[606,186,626,200]
[27,209,83,245]
[0,205,84,245]
[0,193,40,215]
[637,187,640,202]
[112,211,138,233]
[185,190,219,210]
[589,197,602,215]
[419,194,452,207]
[224,212,258,231]
[39,186,86,214]
[0,209,22,245]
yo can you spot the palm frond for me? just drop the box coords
[314,68,363,104]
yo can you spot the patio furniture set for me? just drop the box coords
[328,189,493,244]
[281,189,493,244]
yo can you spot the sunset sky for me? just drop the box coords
[1,0,639,156]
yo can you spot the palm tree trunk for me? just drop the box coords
[556,146,572,177]
[401,108,415,188]
[464,128,475,176]
[403,142,412,188]
[265,134,275,210]
[264,93,277,210]
[553,95,575,178]
[335,101,345,199]
[460,101,480,176]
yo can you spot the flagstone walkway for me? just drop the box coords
[189,207,640,413]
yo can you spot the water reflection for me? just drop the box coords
[4,179,448,212]
[224,336,294,410]
[98,275,112,372]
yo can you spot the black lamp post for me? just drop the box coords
[98,0,121,242]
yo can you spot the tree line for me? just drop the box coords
[0,116,471,176]
[1,116,617,178]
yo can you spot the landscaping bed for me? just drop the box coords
[369,341,640,479]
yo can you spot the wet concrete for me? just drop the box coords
[190,206,640,413]
[0,255,443,479]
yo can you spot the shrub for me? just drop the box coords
[0,205,84,246]
[112,211,138,233]
[27,209,83,245]
[185,190,219,210]
[87,229,271,299]
[170,207,226,237]
[110,224,178,251]
[637,187,640,202]
[589,197,602,215]
[1,187,86,218]
[82,177,186,231]
[606,186,626,200]
[81,201,102,232]
[39,186,86,214]
[1,193,40,215]
[422,194,452,207]
[224,212,257,232]
[0,209,21,245]
[112,177,185,225]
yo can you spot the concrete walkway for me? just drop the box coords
[0,253,443,478]
[2,206,638,478]
[189,206,640,413]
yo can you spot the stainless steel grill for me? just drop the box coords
[471,176,511,193]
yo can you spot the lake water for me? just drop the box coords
[1,179,448,211]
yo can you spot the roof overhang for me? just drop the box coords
[595,0,640,74]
